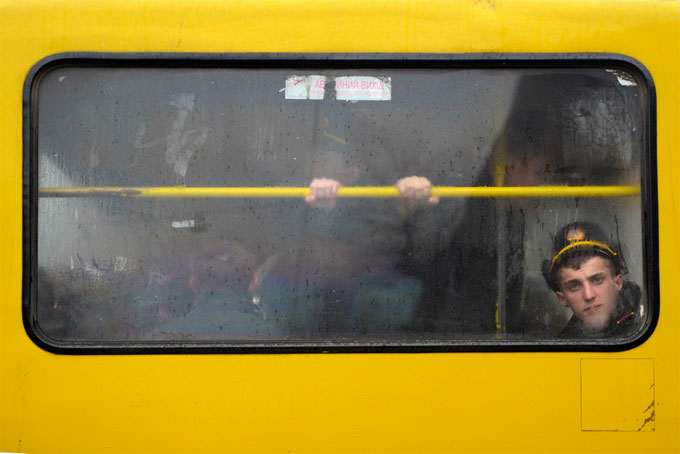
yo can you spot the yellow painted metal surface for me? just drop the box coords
[581,359,656,432]
[1,0,679,453]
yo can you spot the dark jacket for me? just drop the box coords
[559,281,642,338]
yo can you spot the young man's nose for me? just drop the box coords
[583,283,596,301]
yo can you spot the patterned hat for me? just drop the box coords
[543,221,625,291]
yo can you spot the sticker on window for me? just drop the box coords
[335,76,391,101]
[284,75,391,101]
[284,75,326,100]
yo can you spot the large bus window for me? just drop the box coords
[28,58,650,349]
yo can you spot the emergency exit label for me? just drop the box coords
[335,76,391,101]
[284,76,391,101]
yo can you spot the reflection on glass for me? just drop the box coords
[35,66,646,343]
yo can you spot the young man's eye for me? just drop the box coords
[591,275,604,285]
[566,282,581,292]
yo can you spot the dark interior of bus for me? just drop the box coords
[32,64,647,345]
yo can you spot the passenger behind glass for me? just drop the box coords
[302,70,639,337]
[301,124,440,336]
[542,221,642,338]
[499,72,639,188]
[410,70,642,336]
[501,70,641,335]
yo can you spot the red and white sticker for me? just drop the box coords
[284,75,391,101]
[335,76,391,101]
[284,75,326,100]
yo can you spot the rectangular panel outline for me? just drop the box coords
[580,358,656,432]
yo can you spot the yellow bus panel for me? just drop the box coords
[1,0,678,453]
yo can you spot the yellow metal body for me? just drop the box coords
[1,0,679,453]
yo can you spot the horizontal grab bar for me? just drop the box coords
[38,185,641,198]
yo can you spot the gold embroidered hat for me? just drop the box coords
[543,221,625,291]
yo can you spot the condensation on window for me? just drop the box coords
[33,65,647,345]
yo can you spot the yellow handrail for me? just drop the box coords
[38,185,641,198]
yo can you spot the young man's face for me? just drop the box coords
[555,256,623,332]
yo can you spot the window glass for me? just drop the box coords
[33,63,648,345]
